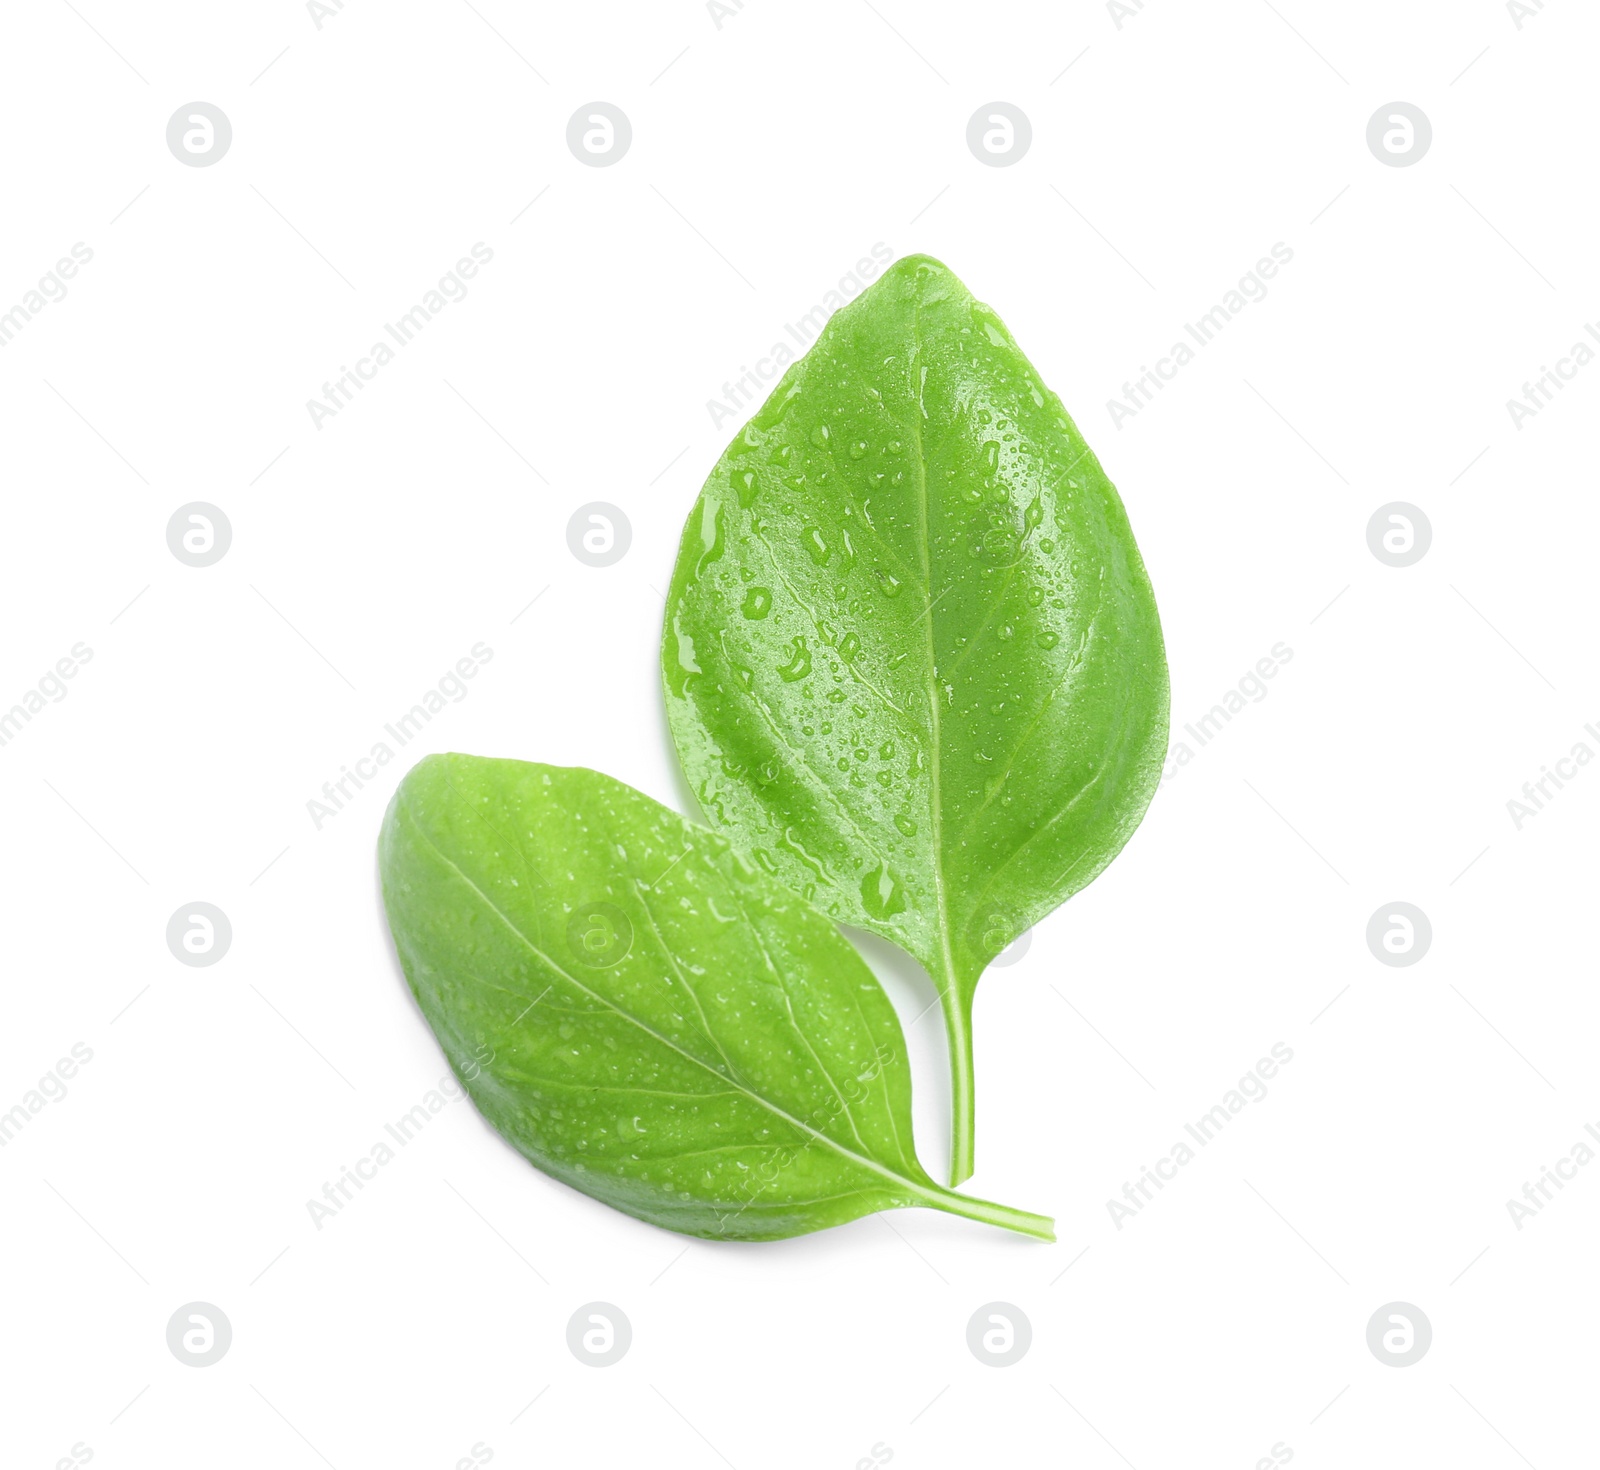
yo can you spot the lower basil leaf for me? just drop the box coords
[378,753,1053,1243]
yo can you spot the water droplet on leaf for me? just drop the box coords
[777,638,812,682]
[859,863,907,919]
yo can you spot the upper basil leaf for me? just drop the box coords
[378,753,1053,1242]
[663,255,1168,1182]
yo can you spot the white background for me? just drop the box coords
[2,1,1597,1466]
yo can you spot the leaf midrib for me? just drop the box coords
[907,303,961,993]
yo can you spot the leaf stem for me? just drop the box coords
[939,977,976,1185]
[920,1183,1055,1242]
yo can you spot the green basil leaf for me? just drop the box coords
[663,255,1168,1182]
[378,753,1053,1242]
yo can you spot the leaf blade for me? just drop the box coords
[663,255,1169,1181]
[379,753,1052,1241]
